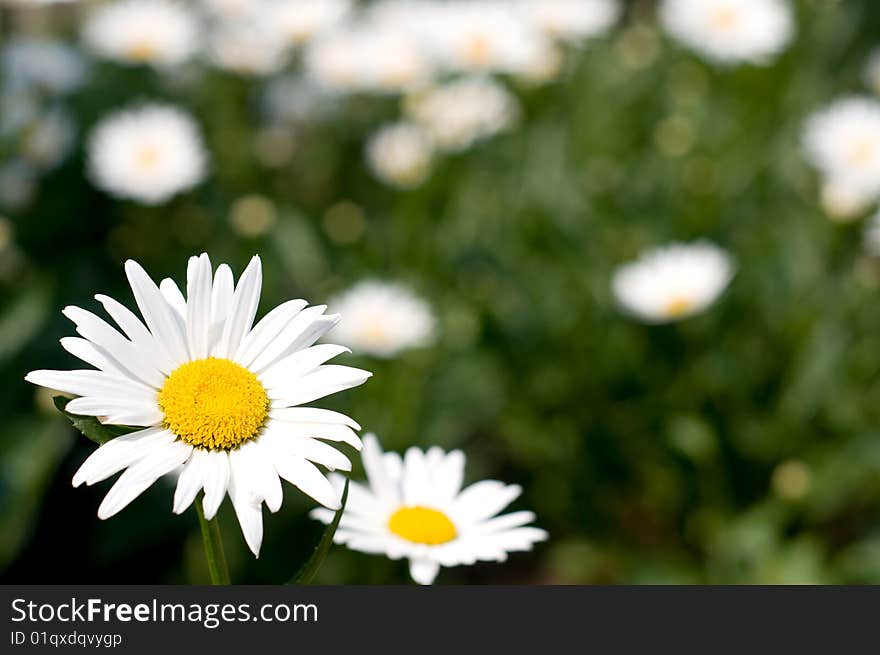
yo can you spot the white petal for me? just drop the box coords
[72,427,175,487]
[229,440,283,512]
[360,434,399,505]
[453,481,522,524]
[62,305,165,387]
[433,450,466,505]
[234,299,308,368]
[474,511,537,534]
[227,453,264,557]
[94,294,174,377]
[159,278,187,318]
[185,253,213,360]
[172,451,204,515]
[201,449,230,520]
[268,365,371,407]
[272,452,340,509]
[263,430,351,472]
[259,344,351,391]
[64,396,163,426]
[124,260,189,366]
[97,440,192,519]
[248,306,337,373]
[59,337,131,380]
[265,419,362,449]
[213,255,262,358]
[25,368,154,401]
[409,559,440,585]
[211,264,234,325]
[402,447,431,506]
[269,407,361,431]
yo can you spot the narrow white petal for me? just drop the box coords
[72,427,174,487]
[263,420,362,449]
[95,294,174,376]
[124,260,189,365]
[474,511,537,534]
[64,396,163,426]
[268,407,361,431]
[228,452,264,557]
[230,440,283,513]
[159,278,187,318]
[25,369,154,401]
[268,365,371,407]
[201,449,230,520]
[360,434,399,505]
[402,447,431,506]
[59,337,131,380]
[211,264,234,325]
[409,559,440,585]
[453,481,522,523]
[185,253,213,360]
[214,255,262,358]
[263,430,351,472]
[273,452,341,509]
[259,344,351,391]
[96,440,192,519]
[172,451,204,514]
[248,306,336,373]
[433,450,466,505]
[234,299,308,368]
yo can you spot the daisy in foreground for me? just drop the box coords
[612,241,735,323]
[312,435,547,584]
[26,254,370,558]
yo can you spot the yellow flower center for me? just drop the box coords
[126,41,158,62]
[158,357,269,451]
[388,506,457,545]
[663,296,696,318]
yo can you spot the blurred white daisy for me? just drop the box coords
[612,241,735,323]
[312,434,547,584]
[199,0,262,20]
[265,0,352,46]
[365,122,434,189]
[2,38,89,94]
[87,103,208,205]
[804,97,880,202]
[83,0,200,68]
[327,280,435,358]
[26,254,370,557]
[518,0,621,43]
[305,25,432,94]
[659,0,794,65]
[405,76,518,153]
[819,177,875,223]
[208,20,291,76]
[425,0,549,75]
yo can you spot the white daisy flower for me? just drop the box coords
[365,122,434,189]
[405,76,518,153]
[208,20,291,76]
[312,435,547,584]
[518,0,621,43]
[305,25,432,94]
[804,97,880,202]
[327,280,435,358]
[265,0,352,46]
[659,0,794,66]
[87,103,208,205]
[819,176,875,223]
[425,0,549,75]
[26,253,371,557]
[612,241,735,323]
[83,0,200,68]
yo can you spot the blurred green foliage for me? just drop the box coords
[2,0,880,584]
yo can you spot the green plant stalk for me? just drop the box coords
[195,494,231,585]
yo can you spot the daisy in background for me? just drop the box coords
[659,0,794,66]
[803,97,880,210]
[312,435,547,585]
[265,0,352,47]
[327,280,435,358]
[26,254,370,557]
[208,20,291,76]
[83,0,200,68]
[87,103,207,205]
[612,241,735,323]
[819,177,876,223]
[365,122,434,189]
[518,0,621,44]
[405,76,518,153]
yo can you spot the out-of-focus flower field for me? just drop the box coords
[3,0,880,584]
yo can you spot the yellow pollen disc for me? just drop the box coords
[710,6,740,31]
[126,41,158,62]
[663,296,696,318]
[158,357,269,451]
[463,34,493,67]
[388,506,457,545]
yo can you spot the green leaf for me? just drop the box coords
[288,477,349,585]
[53,396,139,445]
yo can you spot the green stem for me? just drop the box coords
[195,494,231,585]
